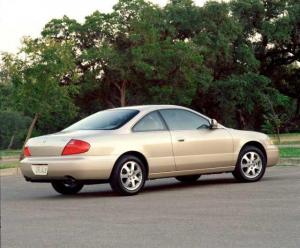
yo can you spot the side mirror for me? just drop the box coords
[210,119,218,129]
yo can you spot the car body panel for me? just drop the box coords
[20,105,279,182]
[228,129,279,166]
[21,155,116,181]
[170,128,234,170]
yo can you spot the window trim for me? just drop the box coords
[131,110,168,133]
[158,108,211,131]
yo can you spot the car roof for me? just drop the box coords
[114,105,187,112]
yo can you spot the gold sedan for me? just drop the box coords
[20,105,279,195]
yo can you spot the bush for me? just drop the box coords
[0,111,31,149]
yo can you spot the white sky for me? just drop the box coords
[0,0,207,54]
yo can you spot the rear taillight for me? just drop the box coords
[62,139,90,155]
[24,146,31,157]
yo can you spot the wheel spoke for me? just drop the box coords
[254,158,261,163]
[250,152,255,162]
[241,162,249,168]
[134,176,141,182]
[125,178,131,186]
[123,165,130,173]
[243,156,250,163]
[135,168,142,175]
[246,167,251,175]
[121,173,128,179]
[130,162,135,172]
[131,179,136,187]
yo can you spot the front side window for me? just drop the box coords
[159,109,210,130]
[133,111,166,132]
[63,109,139,131]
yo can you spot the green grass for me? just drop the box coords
[0,161,19,170]
[279,147,300,158]
[0,149,21,158]
[0,149,21,169]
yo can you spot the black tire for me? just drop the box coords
[110,155,146,196]
[175,175,201,183]
[233,145,266,182]
[51,181,83,195]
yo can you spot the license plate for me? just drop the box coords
[31,165,48,175]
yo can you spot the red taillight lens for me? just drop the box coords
[24,146,31,157]
[61,139,90,155]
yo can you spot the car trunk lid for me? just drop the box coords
[26,130,104,157]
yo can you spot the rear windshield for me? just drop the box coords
[63,109,139,131]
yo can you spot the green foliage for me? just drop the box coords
[1,0,299,147]
[0,111,31,149]
[0,83,13,110]
[214,73,271,127]
[1,38,79,131]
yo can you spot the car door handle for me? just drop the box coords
[177,138,185,142]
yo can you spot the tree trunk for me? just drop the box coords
[20,113,39,160]
[276,127,281,144]
[236,109,246,129]
[112,80,127,107]
[7,134,15,150]
[120,80,126,107]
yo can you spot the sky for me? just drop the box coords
[0,0,207,54]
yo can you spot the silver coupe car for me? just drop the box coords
[20,105,279,195]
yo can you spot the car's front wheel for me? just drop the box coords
[110,155,146,196]
[175,175,201,183]
[233,146,266,182]
[51,181,84,195]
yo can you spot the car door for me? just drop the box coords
[132,111,176,174]
[159,109,234,171]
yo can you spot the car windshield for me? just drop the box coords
[63,109,139,131]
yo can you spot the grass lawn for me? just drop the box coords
[279,147,300,158]
[0,149,21,158]
[0,149,21,169]
[0,161,19,170]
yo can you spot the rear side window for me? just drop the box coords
[133,111,166,132]
[159,109,210,130]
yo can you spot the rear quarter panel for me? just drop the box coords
[85,131,175,174]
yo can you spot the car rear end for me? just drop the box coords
[20,108,142,184]
[20,133,116,183]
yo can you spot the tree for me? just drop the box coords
[1,0,299,146]
[0,111,31,149]
[1,37,78,155]
[231,0,300,129]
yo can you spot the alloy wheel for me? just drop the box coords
[240,151,263,179]
[120,161,143,191]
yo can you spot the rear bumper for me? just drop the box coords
[266,145,279,167]
[20,155,117,181]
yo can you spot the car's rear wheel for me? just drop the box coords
[233,145,266,182]
[175,175,201,183]
[110,155,146,196]
[51,181,83,195]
